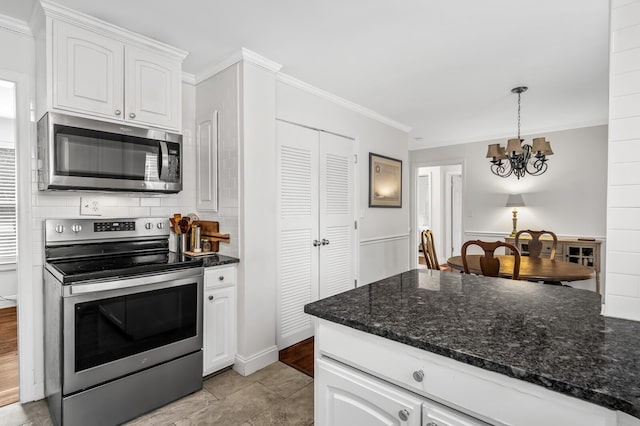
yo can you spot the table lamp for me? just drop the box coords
[505,194,526,237]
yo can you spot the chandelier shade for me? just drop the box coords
[487,87,553,179]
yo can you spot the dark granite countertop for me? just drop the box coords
[304,269,640,418]
[185,253,239,268]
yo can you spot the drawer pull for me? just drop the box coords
[208,295,214,301]
[398,409,410,421]
[412,369,424,382]
[218,275,224,281]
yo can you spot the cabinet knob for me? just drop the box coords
[412,369,424,382]
[208,295,214,301]
[129,112,136,119]
[115,109,121,116]
[218,276,224,281]
[426,422,438,426]
[398,409,410,421]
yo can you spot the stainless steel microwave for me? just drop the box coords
[37,112,182,193]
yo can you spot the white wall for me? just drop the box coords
[276,80,410,284]
[605,0,640,321]
[195,64,240,257]
[411,125,608,242]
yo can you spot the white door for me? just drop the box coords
[317,358,422,426]
[125,45,181,130]
[203,285,236,375]
[277,121,320,349]
[318,132,355,298]
[53,20,124,119]
[277,122,356,349]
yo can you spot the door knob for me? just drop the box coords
[321,239,330,245]
[313,240,321,247]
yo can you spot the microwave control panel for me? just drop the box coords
[166,143,180,183]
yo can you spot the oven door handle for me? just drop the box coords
[158,141,169,181]
[66,268,202,296]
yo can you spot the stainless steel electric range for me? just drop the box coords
[43,218,204,426]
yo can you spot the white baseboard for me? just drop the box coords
[232,345,279,376]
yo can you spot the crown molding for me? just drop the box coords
[409,119,609,151]
[182,72,196,85]
[0,14,33,38]
[40,0,188,60]
[276,73,412,133]
[195,47,282,84]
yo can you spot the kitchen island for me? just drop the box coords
[304,269,640,426]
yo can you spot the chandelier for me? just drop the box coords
[486,86,553,179]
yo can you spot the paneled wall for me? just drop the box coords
[605,0,640,321]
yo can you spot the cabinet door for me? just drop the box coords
[319,132,355,299]
[125,45,181,130]
[196,111,218,211]
[53,20,124,119]
[317,358,422,426]
[276,121,320,349]
[203,285,236,375]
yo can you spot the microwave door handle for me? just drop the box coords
[159,141,169,180]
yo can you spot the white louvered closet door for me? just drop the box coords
[277,121,320,349]
[319,132,355,299]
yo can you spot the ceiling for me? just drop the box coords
[1,0,610,150]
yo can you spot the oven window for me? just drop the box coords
[54,125,161,181]
[74,283,197,372]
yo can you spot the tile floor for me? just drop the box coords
[0,362,314,426]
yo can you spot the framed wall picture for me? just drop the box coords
[369,153,402,208]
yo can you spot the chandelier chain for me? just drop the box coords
[517,91,521,140]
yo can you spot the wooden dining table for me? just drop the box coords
[446,255,596,284]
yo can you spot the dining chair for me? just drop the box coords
[420,230,451,272]
[515,230,558,259]
[461,240,521,280]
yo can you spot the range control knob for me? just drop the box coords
[71,224,82,233]
[54,224,64,233]
[157,222,165,229]
[145,222,153,230]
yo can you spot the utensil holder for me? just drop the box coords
[177,234,188,255]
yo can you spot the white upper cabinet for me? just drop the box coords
[125,45,181,129]
[37,1,187,131]
[53,21,124,118]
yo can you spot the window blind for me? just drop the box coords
[0,147,16,264]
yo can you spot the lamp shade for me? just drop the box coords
[505,193,526,208]
[506,138,523,154]
[486,143,501,158]
[532,137,546,153]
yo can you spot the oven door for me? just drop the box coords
[62,268,202,394]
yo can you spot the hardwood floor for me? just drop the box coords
[279,337,314,378]
[0,307,18,407]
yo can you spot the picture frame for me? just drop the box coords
[369,153,402,208]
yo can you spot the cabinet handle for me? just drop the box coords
[313,240,321,247]
[208,295,214,301]
[412,369,424,382]
[321,238,330,245]
[218,276,224,281]
[114,109,121,116]
[129,112,136,119]
[398,409,410,421]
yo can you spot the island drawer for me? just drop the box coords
[316,320,618,426]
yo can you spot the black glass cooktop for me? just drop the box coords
[47,251,203,284]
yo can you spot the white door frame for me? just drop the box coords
[410,158,465,270]
[0,69,37,402]
[444,171,463,258]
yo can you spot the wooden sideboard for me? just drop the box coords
[505,235,602,293]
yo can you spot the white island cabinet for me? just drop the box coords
[315,319,640,426]
[203,265,237,376]
[35,1,187,131]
